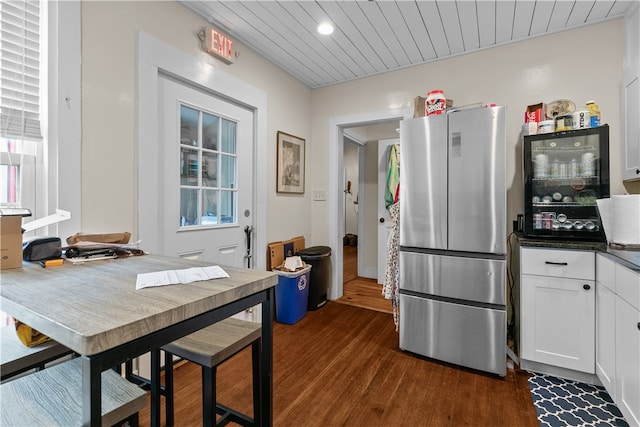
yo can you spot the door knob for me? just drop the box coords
[379,217,385,223]
[583,284,591,290]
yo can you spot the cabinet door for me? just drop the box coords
[615,296,640,426]
[596,282,616,397]
[624,5,640,181]
[521,274,595,373]
[623,75,640,181]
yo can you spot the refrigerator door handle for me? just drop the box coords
[544,261,568,266]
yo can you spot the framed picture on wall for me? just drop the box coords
[276,131,305,194]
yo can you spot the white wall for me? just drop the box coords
[78,3,632,290]
[310,20,627,252]
[80,1,312,245]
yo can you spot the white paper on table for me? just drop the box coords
[136,266,229,290]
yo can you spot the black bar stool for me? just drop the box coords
[150,318,262,426]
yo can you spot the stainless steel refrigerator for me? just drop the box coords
[398,106,507,376]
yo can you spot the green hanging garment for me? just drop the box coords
[385,144,400,209]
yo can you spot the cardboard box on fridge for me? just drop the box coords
[413,96,453,118]
[0,208,31,270]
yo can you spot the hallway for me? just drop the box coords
[337,245,392,314]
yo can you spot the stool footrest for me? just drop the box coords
[216,402,255,426]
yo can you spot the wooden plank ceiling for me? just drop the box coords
[180,1,634,89]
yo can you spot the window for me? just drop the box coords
[0,0,46,327]
[0,1,80,330]
[0,0,43,212]
[179,104,238,227]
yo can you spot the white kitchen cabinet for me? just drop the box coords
[521,248,595,374]
[623,4,640,181]
[615,263,640,426]
[595,254,617,397]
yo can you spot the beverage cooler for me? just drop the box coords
[523,125,609,241]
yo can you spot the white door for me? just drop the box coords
[377,138,399,284]
[158,76,254,266]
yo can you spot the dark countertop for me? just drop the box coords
[515,232,640,272]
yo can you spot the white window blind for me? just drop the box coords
[0,0,42,140]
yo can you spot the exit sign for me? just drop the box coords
[202,27,234,64]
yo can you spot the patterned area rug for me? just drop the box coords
[528,372,629,427]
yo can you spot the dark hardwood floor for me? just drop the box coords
[137,244,538,426]
[337,245,392,314]
[137,302,538,426]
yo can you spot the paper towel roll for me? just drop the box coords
[611,195,640,245]
[596,198,612,243]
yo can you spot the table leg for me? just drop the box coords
[260,288,274,426]
[150,349,162,427]
[81,356,101,426]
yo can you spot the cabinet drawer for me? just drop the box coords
[521,247,595,280]
[596,253,616,292]
[616,264,640,311]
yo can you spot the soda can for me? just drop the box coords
[533,213,543,230]
[541,212,556,230]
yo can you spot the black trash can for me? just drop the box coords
[296,246,331,311]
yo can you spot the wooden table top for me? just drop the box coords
[0,255,278,356]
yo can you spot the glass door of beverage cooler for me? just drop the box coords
[523,125,609,241]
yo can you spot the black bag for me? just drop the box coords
[22,237,62,261]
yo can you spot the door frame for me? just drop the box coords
[329,107,412,300]
[136,31,267,269]
[342,131,367,279]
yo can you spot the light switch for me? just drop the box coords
[313,190,326,201]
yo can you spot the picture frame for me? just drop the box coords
[276,131,305,194]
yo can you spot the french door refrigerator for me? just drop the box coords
[398,106,507,376]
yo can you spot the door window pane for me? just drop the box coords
[220,154,236,189]
[203,112,218,150]
[180,106,198,146]
[201,189,218,225]
[220,190,235,224]
[180,188,199,226]
[221,119,236,153]
[181,147,198,185]
[179,105,238,228]
[202,151,217,186]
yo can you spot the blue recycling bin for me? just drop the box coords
[274,265,311,324]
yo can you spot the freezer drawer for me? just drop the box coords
[399,293,506,376]
[399,251,506,306]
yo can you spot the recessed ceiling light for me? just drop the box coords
[317,22,334,35]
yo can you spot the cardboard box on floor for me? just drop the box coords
[0,208,32,270]
[267,235,305,271]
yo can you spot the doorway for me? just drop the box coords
[333,117,408,313]
[135,32,268,378]
[157,75,254,266]
[136,32,268,270]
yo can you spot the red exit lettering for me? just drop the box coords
[210,29,233,60]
